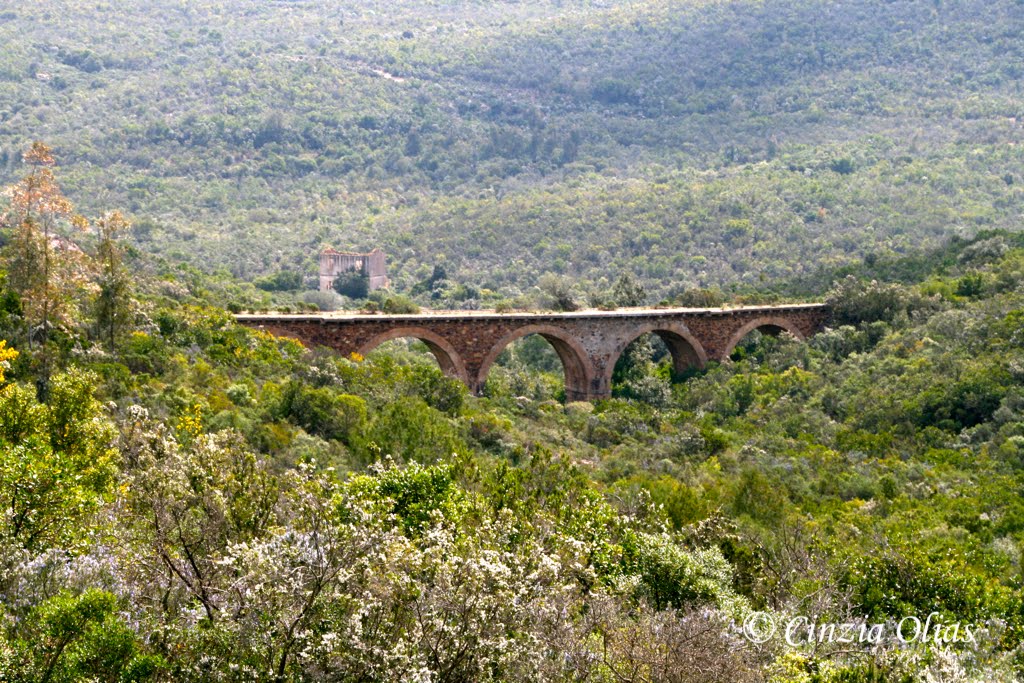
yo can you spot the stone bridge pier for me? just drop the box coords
[236,304,829,401]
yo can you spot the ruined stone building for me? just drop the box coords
[319,248,390,292]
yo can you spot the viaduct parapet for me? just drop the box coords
[236,304,830,401]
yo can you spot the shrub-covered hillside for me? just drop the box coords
[3,152,1024,680]
[0,0,1022,299]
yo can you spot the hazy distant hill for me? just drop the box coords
[0,0,1021,301]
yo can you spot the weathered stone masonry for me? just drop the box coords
[236,304,830,401]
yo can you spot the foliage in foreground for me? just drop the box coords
[3,145,1024,679]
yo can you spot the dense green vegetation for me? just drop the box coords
[1,0,1022,307]
[3,147,1024,680]
[3,0,1024,678]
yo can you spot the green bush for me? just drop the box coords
[14,590,163,682]
[254,270,303,292]
[332,270,370,299]
[360,395,467,466]
[826,276,926,326]
[276,381,367,444]
[381,294,420,314]
[846,548,1016,628]
[623,531,745,612]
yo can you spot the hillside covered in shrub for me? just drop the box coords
[0,0,1021,303]
[3,150,1024,680]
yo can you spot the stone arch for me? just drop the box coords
[722,316,805,359]
[604,322,708,387]
[358,327,469,385]
[476,324,595,401]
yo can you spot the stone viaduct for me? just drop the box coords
[236,304,830,401]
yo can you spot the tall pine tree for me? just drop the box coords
[2,143,89,399]
[93,211,133,353]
